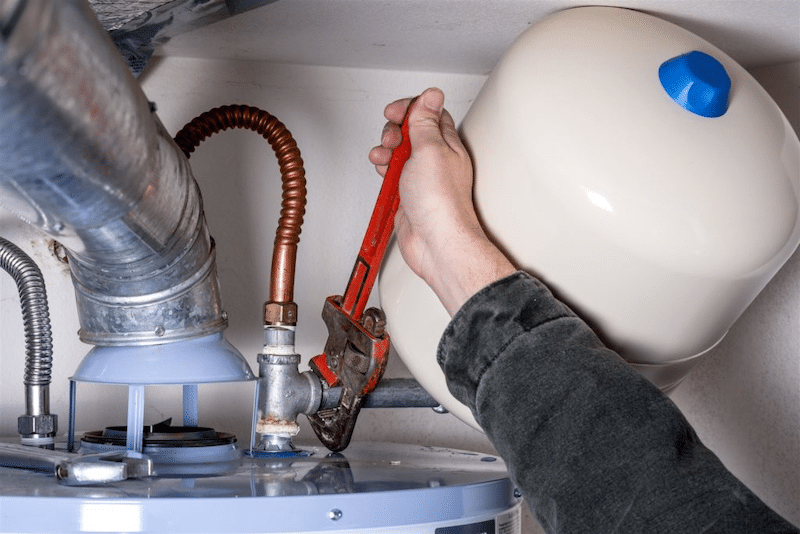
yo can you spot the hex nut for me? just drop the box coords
[18,413,58,436]
[264,301,298,325]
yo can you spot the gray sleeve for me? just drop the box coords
[437,271,798,533]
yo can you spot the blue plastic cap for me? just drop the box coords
[658,51,731,117]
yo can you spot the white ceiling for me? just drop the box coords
[157,0,800,74]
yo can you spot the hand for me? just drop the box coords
[369,88,515,315]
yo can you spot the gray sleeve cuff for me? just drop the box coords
[436,271,588,416]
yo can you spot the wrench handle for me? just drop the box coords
[341,99,415,319]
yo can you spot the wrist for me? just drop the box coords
[426,231,516,316]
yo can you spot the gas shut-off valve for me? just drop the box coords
[255,102,415,454]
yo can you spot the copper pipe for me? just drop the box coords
[174,105,307,325]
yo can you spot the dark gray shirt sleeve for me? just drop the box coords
[437,271,798,533]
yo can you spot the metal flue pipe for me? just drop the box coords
[0,0,227,346]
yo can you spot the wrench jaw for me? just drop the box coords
[306,392,364,453]
[307,296,390,452]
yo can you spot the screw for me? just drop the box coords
[328,509,343,521]
[154,325,165,337]
[514,488,523,499]
[56,465,68,480]
[50,240,69,263]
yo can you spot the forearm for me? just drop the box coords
[438,272,798,533]
[422,229,515,316]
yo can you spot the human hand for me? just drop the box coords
[369,88,515,315]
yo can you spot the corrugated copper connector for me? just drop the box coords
[174,105,307,327]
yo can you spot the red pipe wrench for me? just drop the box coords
[308,99,416,452]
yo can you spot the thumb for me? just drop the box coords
[408,88,445,146]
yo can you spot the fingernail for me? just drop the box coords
[422,89,443,114]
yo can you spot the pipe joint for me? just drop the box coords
[255,348,322,451]
[264,301,298,326]
[17,413,57,443]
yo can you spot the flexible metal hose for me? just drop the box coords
[173,105,307,324]
[0,237,57,445]
[0,237,53,389]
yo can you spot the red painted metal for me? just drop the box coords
[308,100,416,451]
[341,101,414,319]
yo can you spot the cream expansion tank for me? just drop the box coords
[380,7,800,429]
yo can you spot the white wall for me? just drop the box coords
[0,57,797,531]
[670,61,800,525]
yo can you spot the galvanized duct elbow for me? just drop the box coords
[0,0,227,348]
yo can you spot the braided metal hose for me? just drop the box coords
[0,237,57,445]
[173,105,307,326]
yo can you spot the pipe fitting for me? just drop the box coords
[256,353,322,437]
[17,413,57,438]
[264,301,298,326]
[255,332,322,450]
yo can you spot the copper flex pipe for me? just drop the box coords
[174,105,307,326]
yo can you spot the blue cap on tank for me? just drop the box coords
[659,51,731,117]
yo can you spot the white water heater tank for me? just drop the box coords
[379,7,800,429]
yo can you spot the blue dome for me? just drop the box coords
[659,51,731,117]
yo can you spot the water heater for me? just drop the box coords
[380,7,800,429]
[0,2,523,532]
